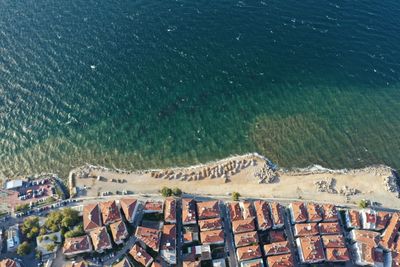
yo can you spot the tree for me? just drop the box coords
[46,244,56,252]
[161,187,172,197]
[35,250,42,260]
[39,228,47,236]
[64,224,84,238]
[172,187,182,197]
[21,216,40,240]
[44,208,80,233]
[232,192,241,201]
[17,241,31,256]
[51,235,58,242]
[358,199,369,209]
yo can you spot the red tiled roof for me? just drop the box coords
[351,230,381,247]
[376,211,392,231]
[144,201,164,213]
[100,200,122,225]
[135,226,162,252]
[321,204,338,222]
[347,210,361,228]
[89,226,112,252]
[270,202,284,227]
[229,202,243,221]
[290,202,307,223]
[198,218,223,232]
[306,203,323,222]
[254,200,272,230]
[113,257,132,267]
[83,203,102,232]
[232,217,256,234]
[234,231,259,248]
[236,245,262,262]
[110,220,128,244]
[160,224,176,251]
[164,197,176,223]
[63,235,92,256]
[0,259,19,267]
[242,201,256,219]
[129,244,153,267]
[294,223,319,237]
[269,231,286,243]
[200,229,224,245]
[264,241,291,256]
[325,247,350,262]
[321,235,346,248]
[391,251,400,267]
[182,198,197,224]
[267,253,294,267]
[318,222,341,235]
[182,260,201,267]
[197,201,220,220]
[381,213,400,250]
[297,236,325,263]
[120,198,138,222]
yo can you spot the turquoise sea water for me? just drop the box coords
[1,0,400,177]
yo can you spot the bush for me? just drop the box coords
[232,192,241,201]
[172,187,182,197]
[17,241,31,256]
[15,203,29,212]
[35,250,42,260]
[64,224,84,238]
[161,187,173,197]
[46,244,56,252]
[358,199,369,209]
[51,235,58,242]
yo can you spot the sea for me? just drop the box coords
[1,0,400,178]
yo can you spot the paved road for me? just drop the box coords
[220,202,237,267]
[175,199,183,267]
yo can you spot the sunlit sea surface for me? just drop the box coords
[1,0,400,178]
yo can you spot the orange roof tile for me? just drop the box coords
[293,223,319,237]
[182,260,201,267]
[269,231,286,243]
[321,204,338,222]
[232,217,256,234]
[135,226,161,252]
[264,241,291,256]
[120,198,138,223]
[144,201,164,213]
[164,198,176,223]
[296,236,325,263]
[198,218,223,232]
[63,235,92,256]
[89,226,112,252]
[83,203,102,232]
[0,259,19,267]
[347,210,361,228]
[200,229,224,245]
[129,244,153,267]
[110,220,128,244]
[290,202,307,223]
[350,230,381,247]
[318,222,341,235]
[229,202,243,221]
[242,201,256,219]
[306,203,323,222]
[266,253,294,267]
[182,198,197,224]
[380,213,400,250]
[236,245,262,262]
[253,200,272,230]
[325,247,350,262]
[376,211,392,231]
[234,231,259,248]
[321,235,346,248]
[353,242,375,265]
[160,224,176,251]
[100,200,122,225]
[197,201,220,220]
[270,202,284,227]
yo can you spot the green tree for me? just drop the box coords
[51,235,58,242]
[39,228,47,236]
[44,208,80,233]
[21,216,40,240]
[161,187,172,197]
[172,187,182,197]
[46,244,56,252]
[35,250,42,260]
[358,199,369,209]
[64,224,84,238]
[232,192,241,201]
[17,241,31,256]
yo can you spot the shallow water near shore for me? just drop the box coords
[1,0,400,178]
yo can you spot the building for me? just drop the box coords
[296,236,325,264]
[345,209,361,229]
[89,226,112,253]
[269,231,286,243]
[36,232,61,260]
[240,258,264,267]
[197,201,220,220]
[318,222,341,235]
[266,253,294,267]
[352,242,382,266]
[253,200,272,230]
[325,247,350,262]
[321,204,338,222]
[183,260,201,267]
[100,200,122,225]
[144,201,164,214]
[129,244,153,267]
[182,198,197,225]
[119,198,139,223]
[376,211,391,231]
[306,203,323,222]
[83,203,102,232]
[361,209,377,230]
[110,220,129,245]
[5,180,23,190]
[270,202,285,229]
[183,225,200,244]
[380,213,400,251]
[0,259,21,267]
[241,201,255,219]
[232,218,256,234]
[135,226,162,252]
[6,224,20,252]
[321,235,346,248]
[164,198,176,224]
[236,245,262,263]
[63,235,93,257]
[263,241,291,256]
[200,229,224,245]
[293,223,319,237]
[229,202,244,221]
[234,231,259,248]
[198,218,223,232]
[113,257,132,267]
[212,258,226,267]
[289,202,307,224]
[160,224,177,265]
[64,260,88,267]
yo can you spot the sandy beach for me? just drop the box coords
[71,153,400,209]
